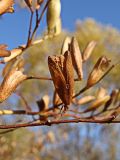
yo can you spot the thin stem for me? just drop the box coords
[26,10,34,47]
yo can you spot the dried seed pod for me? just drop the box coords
[61,36,71,55]
[0,44,11,57]
[47,0,61,35]
[36,0,44,10]
[36,95,49,121]
[48,51,74,106]
[87,56,111,87]
[0,44,7,50]
[0,60,27,103]
[0,49,11,57]
[83,95,110,113]
[70,37,83,80]
[96,87,107,99]
[36,95,49,112]
[82,41,97,62]
[0,0,14,15]
[2,58,16,77]
[53,90,62,106]
[77,96,95,105]
[24,0,32,8]
[103,89,120,111]
[3,48,23,63]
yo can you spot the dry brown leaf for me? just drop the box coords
[70,37,83,80]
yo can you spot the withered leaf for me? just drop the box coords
[0,0,14,15]
[70,37,83,80]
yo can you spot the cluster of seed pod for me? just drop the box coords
[48,36,117,112]
[24,0,44,10]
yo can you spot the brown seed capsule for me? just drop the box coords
[82,41,97,62]
[70,37,83,80]
[0,49,11,57]
[61,36,72,55]
[24,0,32,8]
[2,58,16,77]
[77,96,95,105]
[36,95,49,112]
[83,95,110,113]
[0,0,14,15]
[53,90,62,106]
[96,87,107,99]
[0,60,27,103]
[103,89,120,111]
[0,44,11,57]
[0,44,7,50]
[87,56,111,87]
[3,48,23,63]
[48,51,74,106]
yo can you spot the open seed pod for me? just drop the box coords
[87,56,111,88]
[3,47,23,63]
[82,41,97,62]
[103,89,120,111]
[53,90,62,106]
[61,36,72,55]
[96,87,107,99]
[82,95,110,113]
[0,0,14,15]
[70,37,83,80]
[24,0,32,8]
[0,59,27,103]
[76,95,95,105]
[48,51,74,107]
[36,95,50,121]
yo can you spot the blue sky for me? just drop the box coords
[0,0,120,49]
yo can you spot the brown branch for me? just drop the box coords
[26,10,34,47]
[29,0,51,44]
[0,114,119,130]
